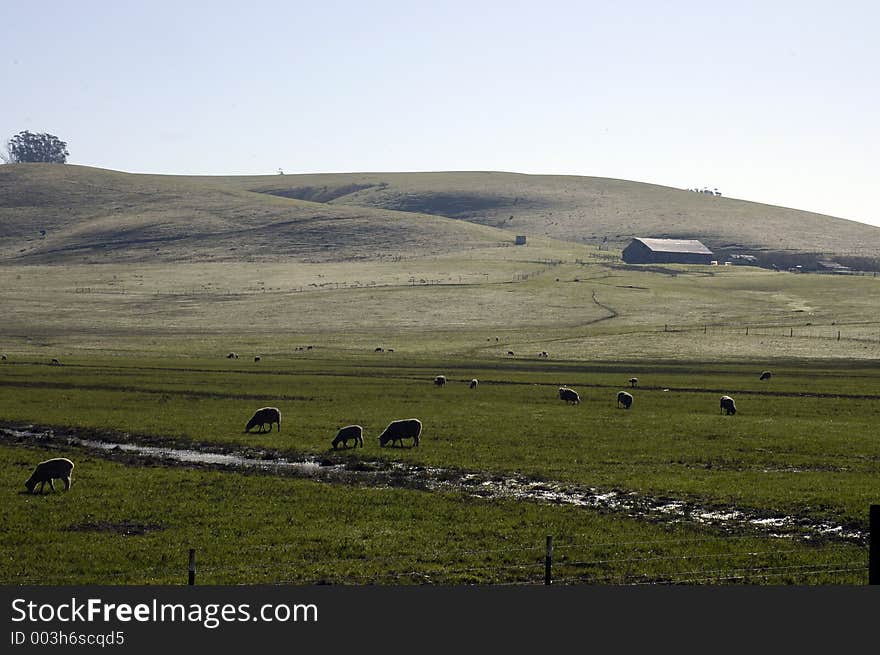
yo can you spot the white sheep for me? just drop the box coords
[469,378,478,389]
[378,418,422,447]
[245,407,281,433]
[617,391,634,409]
[25,458,74,493]
[720,395,737,415]
[434,375,447,387]
[332,425,364,449]
[559,387,580,404]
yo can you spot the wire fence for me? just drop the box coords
[7,531,870,587]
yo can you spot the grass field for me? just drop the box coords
[2,166,880,585]
[1,354,877,584]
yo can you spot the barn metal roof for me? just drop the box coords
[632,238,713,255]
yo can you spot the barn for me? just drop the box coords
[622,238,714,265]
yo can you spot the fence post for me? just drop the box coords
[545,536,553,585]
[838,331,841,341]
[188,548,196,586]
[746,326,749,336]
[870,506,880,585]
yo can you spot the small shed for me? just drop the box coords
[622,238,714,265]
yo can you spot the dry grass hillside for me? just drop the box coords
[243,171,880,264]
[0,165,513,264]
[3,164,879,266]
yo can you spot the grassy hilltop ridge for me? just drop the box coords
[3,164,880,265]
[0,164,515,264]
[241,170,880,261]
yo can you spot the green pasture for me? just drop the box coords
[2,355,879,529]
[2,234,880,586]
[0,443,866,585]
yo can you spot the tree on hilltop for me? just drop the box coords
[1,131,69,163]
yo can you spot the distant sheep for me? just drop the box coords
[720,395,737,415]
[617,391,634,409]
[254,355,261,362]
[629,377,639,388]
[378,418,422,447]
[507,351,515,356]
[51,358,61,366]
[332,425,364,449]
[434,375,447,387]
[1,354,7,361]
[759,371,772,381]
[25,457,74,494]
[245,407,281,433]
[226,352,239,359]
[375,347,384,352]
[559,387,580,404]
[469,378,478,389]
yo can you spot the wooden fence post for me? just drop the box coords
[188,548,196,586]
[545,536,553,585]
[870,506,880,585]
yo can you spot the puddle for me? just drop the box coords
[2,425,866,544]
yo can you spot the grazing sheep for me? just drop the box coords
[507,351,515,356]
[25,458,74,494]
[332,425,364,449]
[720,395,737,415]
[434,375,447,387]
[375,347,384,352]
[759,371,772,381]
[378,418,422,447]
[245,407,281,433]
[469,378,478,389]
[1,354,7,360]
[629,377,639,388]
[617,391,634,409]
[51,358,61,366]
[226,352,239,359]
[559,387,580,404]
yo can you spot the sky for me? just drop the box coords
[3,0,879,227]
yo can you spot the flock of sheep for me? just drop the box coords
[243,406,422,450]
[20,365,771,494]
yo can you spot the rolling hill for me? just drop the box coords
[2,164,879,266]
[0,165,513,264]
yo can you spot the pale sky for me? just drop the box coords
[3,0,878,227]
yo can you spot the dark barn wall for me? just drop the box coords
[622,240,713,265]
[622,241,652,264]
